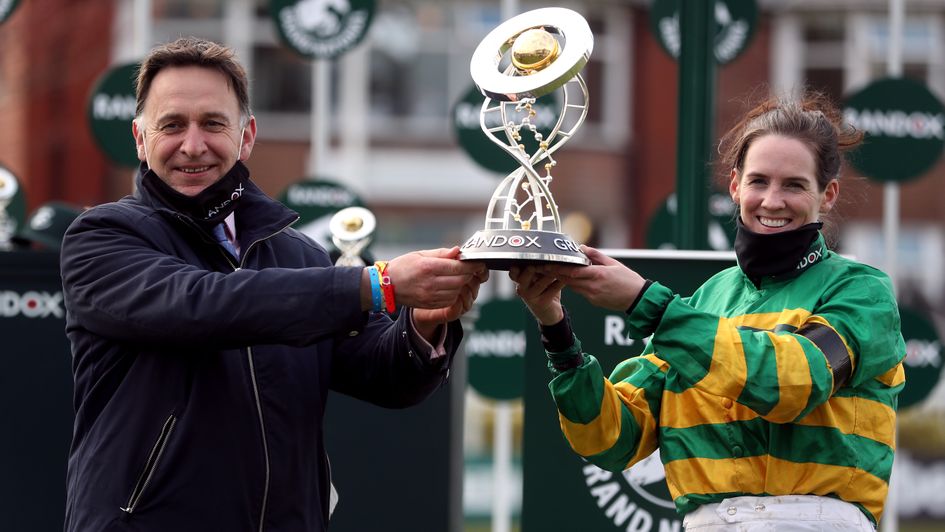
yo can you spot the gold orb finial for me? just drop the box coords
[510,28,560,73]
[342,216,364,233]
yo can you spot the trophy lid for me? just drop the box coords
[329,206,376,242]
[470,7,593,102]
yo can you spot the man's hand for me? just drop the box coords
[388,247,488,309]
[389,247,488,341]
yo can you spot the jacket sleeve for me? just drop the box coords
[548,336,666,473]
[625,276,905,423]
[328,310,462,408]
[60,204,367,349]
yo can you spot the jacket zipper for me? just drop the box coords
[175,213,299,531]
[121,414,177,515]
[230,218,297,532]
[236,216,299,270]
[247,347,271,532]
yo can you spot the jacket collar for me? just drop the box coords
[134,162,300,246]
[738,230,829,288]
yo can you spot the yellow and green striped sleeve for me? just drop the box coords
[548,340,667,473]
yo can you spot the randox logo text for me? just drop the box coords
[205,184,244,220]
[795,247,823,270]
[462,234,542,249]
[582,451,682,532]
[844,109,945,140]
[0,291,64,319]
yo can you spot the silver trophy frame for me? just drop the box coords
[329,206,376,267]
[0,166,19,250]
[460,7,593,270]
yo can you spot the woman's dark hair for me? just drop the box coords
[719,91,863,191]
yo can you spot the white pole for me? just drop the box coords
[881,2,903,532]
[339,42,369,193]
[491,269,517,532]
[308,60,331,178]
[501,0,519,21]
[492,401,512,532]
[885,0,903,291]
[223,0,254,79]
[132,0,151,57]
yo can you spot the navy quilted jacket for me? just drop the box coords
[60,163,459,532]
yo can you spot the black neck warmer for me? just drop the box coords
[734,217,825,286]
[141,162,248,230]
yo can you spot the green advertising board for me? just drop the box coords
[87,62,140,168]
[452,84,561,175]
[0,0,20,24]
[467,298,527,400]
[646,192,736,250]
[898,306,943,410]
[843,77,945,182]
[271,0,375,60]
[277,177,364,248]
[650,0,757,64]
[522,249,735,532]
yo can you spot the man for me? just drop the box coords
[60,37,487,532]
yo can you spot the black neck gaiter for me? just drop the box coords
[734,217,824,285]
[141,162,248,230]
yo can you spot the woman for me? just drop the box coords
[511,93,905,531]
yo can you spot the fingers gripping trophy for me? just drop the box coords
[460,7,593,270]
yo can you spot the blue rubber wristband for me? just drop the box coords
[367,266,384,312]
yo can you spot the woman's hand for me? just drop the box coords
[509,265,565,325]
[548,246,647,312]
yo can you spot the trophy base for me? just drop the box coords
[459,229,589,271]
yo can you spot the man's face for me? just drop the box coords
[133,65,256,197]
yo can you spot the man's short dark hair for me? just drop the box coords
[135,37,250,123]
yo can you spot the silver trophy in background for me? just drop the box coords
[460,7,593,270]
[0,166,19,250]
[329,206,375,267]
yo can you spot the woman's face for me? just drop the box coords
[730,134,838,234]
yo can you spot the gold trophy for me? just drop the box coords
[329,206,375,267]
[460,7,593,270]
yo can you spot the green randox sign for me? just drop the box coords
[646,191,736,251]
[466,298,528,400]
[522,250,735,532]
[0,0,20,25]
[277,177,364,248]
[898,306,943,410]
[271,0,375,60]
[844,77,945,182]
[87,62,140,168]
[650,0,757,65]
[452,84,561,175]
